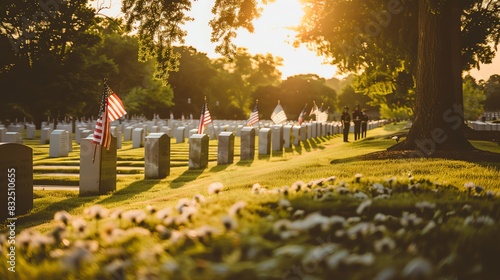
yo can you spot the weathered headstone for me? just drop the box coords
[175,127,186,143]
[300,124,307,142]
[124,126,133,141]
[113,130,122,149]
[49,130,69,157]
[132,128,144,148]
[311,121,317,138]
[218,131,234,165]
[306,123,312,140]
[283,125,292,148]
[4,132,22,144]
[292,125,301,146]
[80,135,117,196]
[160,126,171,137]
[258,128,271,155]
[145,133,170,179]
[80,130,92,140]
[189,134,209,169]
[26,125,36,140]
[240,127,255,160]
[40,127,52,144]
[272,125,284,151]
[0,143,33,220]
[0,127,6,142]
[189,128,199,138]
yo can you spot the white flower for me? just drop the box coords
[222,216,238,230]
[354,173,363,183]
[292,209,305,220]
[122,209,147,224]
[278,198,291,209]
[176,198,193,213]
[84,205,109,220]
[401,257,433,278]
[273,244,306,258]
[464,182,475,189]
[354,191,369,200]
[400,212,423,228]
[228,201,247,217]
[343,252,375,266]
[291,181,306,192]
[71,218,87,233]
[273,219,292,234]
[251,183,262,194]
[415,201,436,211]
[356,199,372,215]
[155,207,173,220]
[208,182,224,194]
[146,204,157,214]
[326,250,349,270]
[374,237,396,253]
[421,220,436,235]
[54,210,72,225]
[155,224,172,240]
[193,194,206,204]
[62,246,92,271]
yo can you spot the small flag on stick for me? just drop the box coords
[247,100,259,126]
[92,81,127,150]
[197,100,213,134]
[271,100,287,124]
[298,103,307,125]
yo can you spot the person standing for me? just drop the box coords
[352,104,362,140]
[340,106,351,142]
[361,109,369,138]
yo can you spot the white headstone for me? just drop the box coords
[4,132,23,144]
[132,128,144,148]
[40,127,52,144]
[26,125,36,139]
[49,130,69,157]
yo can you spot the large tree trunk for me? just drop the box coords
[389,0,474,155]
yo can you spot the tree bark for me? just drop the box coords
[389,0,474,155]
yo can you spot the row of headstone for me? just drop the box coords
[469,121,500,131]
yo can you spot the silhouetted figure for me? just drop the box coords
[361,109,369,138]
[340,106,351,142]
[352,104,362,140]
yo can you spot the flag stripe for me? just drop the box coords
[197,103,213,134]
[92,83,127,150]
[271,103,287,124]
[107,93,127,121]
[247,104,259,126]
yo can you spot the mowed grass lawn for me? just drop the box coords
[2,123,500,279]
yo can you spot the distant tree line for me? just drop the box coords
[1,1,498,128]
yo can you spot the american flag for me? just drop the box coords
[309,101,319,117]
[246,102,259,126]
[197,102,213,134]
[298,103,307,125]
[271,101,287,124]
[92,82,127,149]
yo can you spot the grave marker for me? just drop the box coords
[218,132,234,165]
[0,143,33,220]
[145,133,170,179]
[49,130,69,157]
[240,127,255,160]
[80,135,117,196]
[189,134,209,169]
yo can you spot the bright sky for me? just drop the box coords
[97,0,499,81]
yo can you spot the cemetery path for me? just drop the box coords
[34,185,79,191]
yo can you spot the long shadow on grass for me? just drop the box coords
[97,179,161,204]
[170,169,204,188]
[14,192,97,231]
[209,164,229,172]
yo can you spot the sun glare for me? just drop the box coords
[100,0,338,80]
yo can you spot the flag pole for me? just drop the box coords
[92,78,108,163]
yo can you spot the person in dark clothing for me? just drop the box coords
[352,104,362,140]
[340,106,351,142]
[361,109,369,138]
